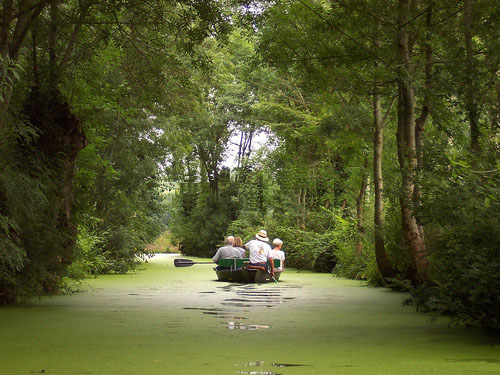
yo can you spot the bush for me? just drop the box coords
[407,158,500,330]
[170,199,235,258]
[65,227,109,280]
[333,240,385,286]
[0,214,26,304]
[261,212,354,272]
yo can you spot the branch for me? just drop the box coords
[432,6,463,26]
[265,53,371,65]
[381,95,397,126]
[1,0,14,56]
[9,1,46,58]
[58,0,94,72]
[297,0,390,67]
[397,1,435,30]
[9,0,58,21]
[470,169,499,175]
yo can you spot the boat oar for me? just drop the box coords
[270,273,279,284]
[269,262,278,284]
[174,259,213,267]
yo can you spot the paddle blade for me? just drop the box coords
[174,259,195,267]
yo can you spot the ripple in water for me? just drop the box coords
[227,322,270,330]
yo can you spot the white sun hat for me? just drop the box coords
[256,229,269,242]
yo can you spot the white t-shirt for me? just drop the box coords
[270,249,285,271]
[245,239,273,264]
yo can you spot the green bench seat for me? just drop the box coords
[218,258,281,269]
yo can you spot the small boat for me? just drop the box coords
[214,259,281,283]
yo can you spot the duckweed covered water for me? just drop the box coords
[1,254,499,375]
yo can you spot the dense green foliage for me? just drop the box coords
[168,1,500,330]
[407,154,500,328]
[0,0,231,302]
[0,0,499,330]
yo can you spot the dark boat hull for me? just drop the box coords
[215,268,281,283]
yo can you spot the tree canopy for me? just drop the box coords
[1,0,499,330]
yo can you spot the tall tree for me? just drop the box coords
[395,0,428,282]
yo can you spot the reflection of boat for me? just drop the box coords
[215,259,281,283]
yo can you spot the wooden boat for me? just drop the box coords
[215,259,281,283]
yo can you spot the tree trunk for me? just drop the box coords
[496,78,500,126]
[463,0,480,153]
[0,1,62,130]
[22,86,87,291]
[296,187,306,230]
[373,86,396,277]
[237,132,244,170]
[414,0,433,244]
[302,187,307,229]
[396,0,428,283]
[415,1,432,175]
[48,1,58,88]
[355,156,368,257]
[296,188,301,229]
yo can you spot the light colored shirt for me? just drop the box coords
[212,245,242,263]
[245,239,273,264]
[271,249,285,271]
[234,246,245,258]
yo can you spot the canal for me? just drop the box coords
[0,254,499,375]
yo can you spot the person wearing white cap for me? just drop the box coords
[244,230,275,277]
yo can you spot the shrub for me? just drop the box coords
[406,158,500,330]
[65,227,109,280]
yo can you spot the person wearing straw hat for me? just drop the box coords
[245,230,275,277]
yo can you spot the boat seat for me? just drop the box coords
[218,258,280,270]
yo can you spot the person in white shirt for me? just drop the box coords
[244,229,274,277]
[271,238,285,272]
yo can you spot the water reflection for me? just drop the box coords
[446,359,500,364]
[245,361,265,366]
[272,363,310,367]
[243,361,310,367]
[186,283,300,330]
[236,361,281,375]
[227,322,270,330]
[182,307,247,320]
[222,302,275,308]
[203,311,247,320]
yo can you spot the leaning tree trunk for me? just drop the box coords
[396,0,428,283]
[22,86,87,292]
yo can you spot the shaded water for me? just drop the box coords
[0,254,499,375]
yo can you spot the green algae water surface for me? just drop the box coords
[1,254,499,375]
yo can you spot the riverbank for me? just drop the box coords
[0,253,498,375]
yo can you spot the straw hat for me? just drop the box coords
[256,229,269,242]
